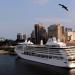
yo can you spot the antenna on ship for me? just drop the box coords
[40,40,43,45]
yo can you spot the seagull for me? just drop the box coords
[59,4,68,11]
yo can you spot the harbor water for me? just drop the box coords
[0,55,75,75]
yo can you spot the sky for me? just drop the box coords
[0,0,75,40]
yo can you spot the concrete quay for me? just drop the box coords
[0,50,9,55]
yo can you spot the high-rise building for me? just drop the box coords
[65,31,75,42]
[17,33,26,41]
[34,24,48,44]
[48,24,65,42]
[31,30,36,43]
[65,28,72,32]
[65,27,73,42]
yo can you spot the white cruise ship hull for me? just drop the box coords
[15,47,75,68]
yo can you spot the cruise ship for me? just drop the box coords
[15,38,75,68]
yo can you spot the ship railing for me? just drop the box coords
[24,51,64,60]
[24,48,62,56]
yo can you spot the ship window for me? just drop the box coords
[24,52,28,55]
[52,56,63,60]
[17,45,23,49]
[59,57,64,59]
[44,55,48,58]
[28,52,31,55]
[49,56,52,59]
[32,52,35,55]
[36,54,41,57]
[24,52,32,55]
[32,53,35,56]
[64,62,67,63]
[41,55,48,58]
[40,55,45,58]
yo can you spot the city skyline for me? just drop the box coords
[0,0,75,39]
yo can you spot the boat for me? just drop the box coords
[15,38,75,68]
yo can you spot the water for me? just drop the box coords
[0,55,75,75]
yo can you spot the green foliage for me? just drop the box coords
[0,39,17,46]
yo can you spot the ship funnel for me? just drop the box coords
[53,37,57,43]
[25,39,28,44]
[40,40,43,45]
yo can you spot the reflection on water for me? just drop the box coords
[15,60,68,75]
[69,69,75,75]
[15,57,74,75]
[0,55,75,75]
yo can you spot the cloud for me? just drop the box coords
[32,0,48,5]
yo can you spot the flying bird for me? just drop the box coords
[59,4,68,11]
